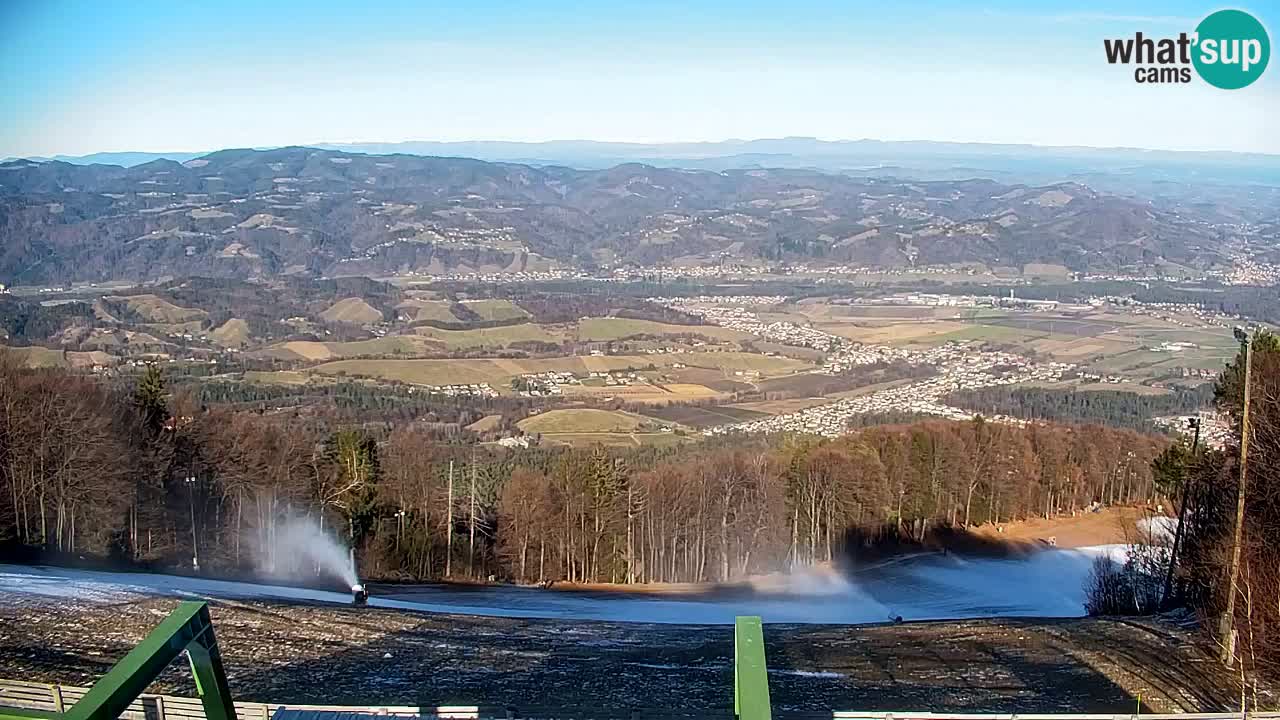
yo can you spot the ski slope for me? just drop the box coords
[0,546,1126,625]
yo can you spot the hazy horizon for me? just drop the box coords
[12,135,1280,164]
[2,0,1276,159]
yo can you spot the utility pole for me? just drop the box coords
[1221,329,1253,666]
[445,460,454,578]
[1161,416,1200,609]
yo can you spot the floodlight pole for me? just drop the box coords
[1220,333,1252,666]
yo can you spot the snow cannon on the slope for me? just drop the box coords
[351,583,369,606]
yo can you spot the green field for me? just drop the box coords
[398,300,461,323]
[460,299,530,322]
[2,345,68,368]
[415,323,564,349]
[256,336,432,362]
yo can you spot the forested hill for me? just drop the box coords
[946,385,1214,431]
[1,352,1168,585]
[0,146,1230,284]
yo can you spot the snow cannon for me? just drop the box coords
[351,583,369,606]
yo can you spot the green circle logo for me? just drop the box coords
[1193,9,1270,89]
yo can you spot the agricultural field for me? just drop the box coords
[792,301,1240,384]
[815,320,971,345]
[255,336,435,362]
[516,408,691,446]
[1,345,68,368]
[396,299,461,323]
[459,299,530,322]
[208,318,251,348]
[517,408,653,434]
[319,297,384,324]
[637,403,772,428]
[305,350,809,389]
[576,317,751,343]
[101,294,208,324]
[413,323,566,349]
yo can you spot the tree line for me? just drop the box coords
[1154,331,1280,679]
[946,384,1214,432]
[0,349,1169,587]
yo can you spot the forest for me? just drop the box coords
[0,349,1168,587]
[946,384,1215,431]
[1153,331,1280,677]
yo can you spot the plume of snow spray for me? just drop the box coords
[256,516,358,587]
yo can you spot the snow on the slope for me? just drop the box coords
[0,546,1128,625]
[1137,515,1179,543]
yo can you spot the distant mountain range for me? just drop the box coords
[0,145,1269,285]
[13,137,1280,190]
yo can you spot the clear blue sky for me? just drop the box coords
[1,0,1276,157]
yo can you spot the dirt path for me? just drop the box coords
[0,596,1241,715]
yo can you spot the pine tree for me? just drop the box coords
[133,363,169,436]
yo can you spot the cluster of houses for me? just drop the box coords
[705,351,1070,437]
[412,382,499,398]
[651,295,1077,438]
[514,371,581,396]
[1087,295,1244,328]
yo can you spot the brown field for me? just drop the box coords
[562,382,724,404]
[319,297,384,325]
[662,366,754,393]
[816,320,970,344]
[518,408,652,434]
[310,355,699,386]
[105,294,207,324]
[638,404,770,428]
[257,336,433,362]
[465,414,503,433]
[413,323,565,349]
[576,317,751,343]
[209,318,251,347]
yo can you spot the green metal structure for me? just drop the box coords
[0,601,236,720]
[734,616,772,720]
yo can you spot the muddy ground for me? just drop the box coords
[0,595,1246,718]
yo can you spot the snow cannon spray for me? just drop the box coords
[349,546,369,606]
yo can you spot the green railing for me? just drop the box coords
[734,616,772,720]
[0,601,236,720]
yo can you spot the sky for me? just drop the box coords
[1,0,1277,157]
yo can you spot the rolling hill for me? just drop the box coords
[0,146,1244,284]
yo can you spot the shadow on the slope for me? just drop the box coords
[220,606,1153,718]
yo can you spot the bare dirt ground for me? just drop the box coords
[0,595,1242,717]
[972,506,1147,548]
